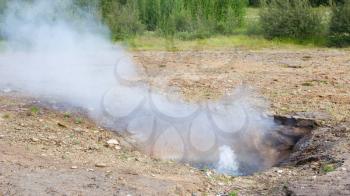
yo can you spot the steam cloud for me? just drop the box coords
[0,0,284,175]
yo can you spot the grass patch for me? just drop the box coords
[123,33,327,51]
[229,191,238,196]
[64,112,71,119]
[321,164,335,173]
[29,106,40,115]
[75,117,82,124]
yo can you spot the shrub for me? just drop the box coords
[321,164,335,173]
[100,0,144,40]
[328,0,350,47]
[259,0,324,40]
[157,0,247,38]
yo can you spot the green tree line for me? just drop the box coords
[0,0,350,47]
[98,0,247,39]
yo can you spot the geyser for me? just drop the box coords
[0,0,311,175]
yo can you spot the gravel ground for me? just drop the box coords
[1,48,350,195]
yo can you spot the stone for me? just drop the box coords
[106,139,119,147]
[95,163,107,168]
[31,137,39,142]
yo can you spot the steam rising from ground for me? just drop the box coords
[0,0,283,175]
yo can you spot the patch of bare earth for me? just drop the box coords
[0,48,350,195]
[0,96,209,195]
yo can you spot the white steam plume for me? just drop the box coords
[0,0,285,175]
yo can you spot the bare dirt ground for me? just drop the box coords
[1,48,350,195]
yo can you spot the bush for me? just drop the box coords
[328,0,350,47]
[259,0,324,40]
[156,0,247,38]
[100,0,144,40]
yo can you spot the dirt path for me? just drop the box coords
[1,48,350,195]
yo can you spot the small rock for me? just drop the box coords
[31,137,39,142]
[277,169,283,174]
[205,170,212,177]
[114,145,121,150]
[71,166,78,169]
[57,122,67,128]
[106,139,119,147]
[95,163,107,168]
[218,182,224,186]
[287,65,302,69]
[107,139,119,145]
[0,135,4,139]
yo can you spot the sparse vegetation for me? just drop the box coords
[322,164,335,173]
[30,106,40,115]
[229,191,238,196]
[75,117,82,124]
[64,112,71,119]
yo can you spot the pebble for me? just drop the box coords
[95,163,107,168]
[71,166,78,169]
[31,137,39,142]
[107,139,119,146]
[0,135,4,139]
[57,122,67,128]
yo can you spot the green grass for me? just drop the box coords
[245,7,259,22]
[322,164,335,173]
[75,117,82,124]
[122,33,328,51]
[30,106,40,115]
[63,112,71,119]
[121,7,331,51]
[229,191,238,196]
